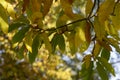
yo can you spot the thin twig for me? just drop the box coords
[111,0,120,16]
[88,0,97,18]
[43,18,88,32]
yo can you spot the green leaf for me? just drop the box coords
[12,25,29,43]
[29,34,41,63]
[97,57,115,76]
[96,62,108,80]
[24,30,35,53]
[81,61,94,80]
[101,48,110,61]
[51,33,59,52]
[0,4,9,33]
[58,34,65,52]
[17,44,25,59]
[51,33,65,53]
[104,38,120,53]
[14,14,30,24]
[9,23,25,32]
[41,33,52,53]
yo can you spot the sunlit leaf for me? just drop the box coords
[93,41,101,58]
[0,4,9,33]
[68,31,77,54]
[96,62,108,80]
[97,57,115,76]
[56,14,70,27]
[98,0,115,24]
[94,17,105,40]
[85,0,93,16]
[12,25,29,43]
[31,12,43,27]
[75,21,88,53]
[60,0,79,19]
[105,20,118,38]
[111,3,120,30]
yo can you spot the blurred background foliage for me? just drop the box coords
[0,0,120,80]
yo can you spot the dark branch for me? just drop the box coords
[111,0,120,16]
[88,0,97,18]
[43,18,88,33]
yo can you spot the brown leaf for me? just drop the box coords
[85,21,91,44]
[42,0,53,17]
[22,0,30,13]
[97,40,112,51]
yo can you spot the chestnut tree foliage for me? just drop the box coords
[0,0,120,79]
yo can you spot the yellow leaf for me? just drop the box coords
[0,17,8,33]
[111,3,120,30]
[31,12,43,27]
[60,0,78,19]
[83,54,91,69]
[0,0,16,19]
[93,41,101,58]
[67,32,77,54]
[7,3,16,19]
[98,0,115,24]
[105,20,118,37]
[75,21,89,52]
[0,0,8,9]
[56,14,70,27]
[94,17,105,40]
[0,4,8,33]
[85,0,93,16]
[75,26,86,48]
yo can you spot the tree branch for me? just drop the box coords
[88,0,97,18]
[111,0,120,16]
[43,18,88,33]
